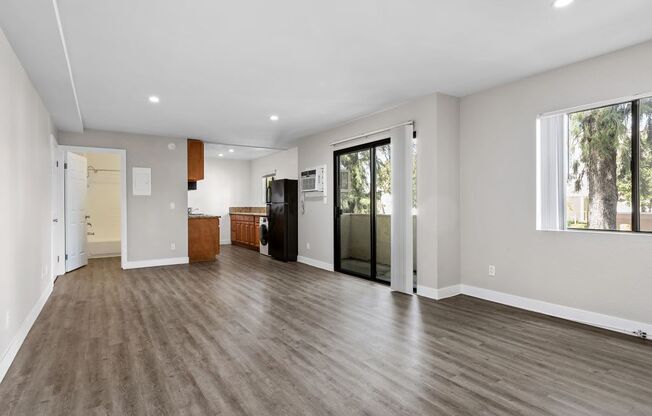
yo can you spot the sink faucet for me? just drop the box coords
[188,207,200,215]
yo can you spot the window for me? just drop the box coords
[539,95,652,233]
[261,174,275,203]
[566,102,632,231]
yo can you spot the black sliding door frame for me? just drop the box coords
[334,138,390,285]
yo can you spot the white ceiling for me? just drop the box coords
[2,0,652,147]
[204,143,280,160]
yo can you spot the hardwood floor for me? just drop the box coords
[1,245,651,416]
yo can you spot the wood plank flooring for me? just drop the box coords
[1,245,651,415]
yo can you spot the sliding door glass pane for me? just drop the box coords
[375,144,391,283]
[566,103,632,231]
[338,149,371,277]
[640,97,652,231]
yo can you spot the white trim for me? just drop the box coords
[539,91,652,118]
[460,285,651,338]
[59,146,128,269]
[52,0,83,131]
[0,282,53,383]
[417,284,461,300]
[297,256,334,272]
[220,239,232,245]
[122,257,189,270]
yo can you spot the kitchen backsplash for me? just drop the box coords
[229,207,266,214]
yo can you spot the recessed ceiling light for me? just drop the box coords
[228,148,234,153]
[552,0,574,8]
[270,115,279,121]
[218,153,224,157]
[148,95,160,103]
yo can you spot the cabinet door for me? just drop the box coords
[187,139,204,181]
[246,222,254,246]
[230,218,236,243]
[253,217,260,248]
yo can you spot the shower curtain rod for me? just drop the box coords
[88,166,120,173]
[329,120,414,147]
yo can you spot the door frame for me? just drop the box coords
[50,135,65,280]
[333,138,391,284]
[58,145,128,269]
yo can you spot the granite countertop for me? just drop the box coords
[188,214,221,219]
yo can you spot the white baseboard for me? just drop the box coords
[297,256,334,272]
[417,284,461,300]
[220,239,232,245]
[460,284,651,338]
[0,282,53,383]
[122,256,189,269]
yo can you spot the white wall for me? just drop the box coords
[250,148,298,206]
[59,130,188,264]
[188,157,252,243]
[0,27,54,380]
[294,93,460,291]
[460,40,652,324]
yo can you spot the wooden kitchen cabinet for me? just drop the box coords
[187,139,204,181]
[230,215,261,250]
[188,216,220,262]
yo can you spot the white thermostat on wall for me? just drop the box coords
[300,165,326,193]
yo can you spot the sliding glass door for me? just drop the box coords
[334,139,391,283]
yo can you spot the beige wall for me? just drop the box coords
[460,40,652,324]
[84,153,121,242]
[59,130,188,263]
[0,27,54,378]
[249,147,298,206]
[295,92,460,291]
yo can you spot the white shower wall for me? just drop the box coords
[84,152,121,258]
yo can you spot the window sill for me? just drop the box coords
[538,228,652,237]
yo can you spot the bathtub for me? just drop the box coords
[88,240,121,258]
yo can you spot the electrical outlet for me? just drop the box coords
[170,202,175,209]
[170,243,176,251]
[488,265,496,277]
[306,242,311,250]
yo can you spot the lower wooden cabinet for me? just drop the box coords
[188,216,220,262]
[230,215,260,250]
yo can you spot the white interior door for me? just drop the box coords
[51,137,65,279]
[65,151,88,272]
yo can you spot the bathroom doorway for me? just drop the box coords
[56,146,127,272]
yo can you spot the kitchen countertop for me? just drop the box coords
[229,212,266,216]
[188,214,221,219]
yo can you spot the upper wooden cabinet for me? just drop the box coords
[187,139,204,181]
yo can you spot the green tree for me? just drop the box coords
[640,98,652,212]
[569,103,630,229]
[339,151,370,214]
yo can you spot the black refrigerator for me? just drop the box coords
[267,179,298,262]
